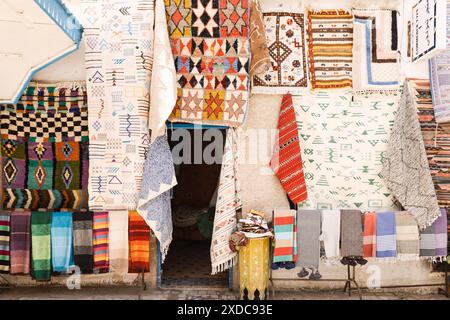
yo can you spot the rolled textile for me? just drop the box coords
[296,210,321,269]
[0,211,10,273]
[395,212,419,259]
[72,211,94,274]
[320,210,341,259]
[376,212,397,258]
[129,210,150,273]
[340,210,363,257]
[10,211,31,274]
[109,211,129,274]
[273,209,297,263]
[249,0,271,76]
[31,211,52,281]
[420,223,436,257]
[434,209,448,257]
[51,212,74,273]
[93,212,109,273]
[363,212,377,258]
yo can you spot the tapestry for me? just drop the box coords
[381,82,441,229]
[211,128,241,274]
[340,210,363,257]
[296,210,321,269]
[109,210,129,274]
[292,92,398,211]
[307,10,353,90]
[376,212,397,258]
[0,211,10,273]
[248,0,271,77]
[363,211,377,257]
[10,211,31,274]
[166,0,252,127]
[0,83,89,210]
[72,211,94,274]
[272,209,296,263]
[51,212,74,273]
[252,11,307,93]
[353,9,400,96]
[93,212,109,273]
[31,211,52,281]
[83,0,154,210]
[137,135,177,263]
[395,212,419,260]
[270,93,307,204]
[128,210,150,273]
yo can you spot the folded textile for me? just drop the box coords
[376,212,397,258]
[72,212,93,274]
[129,210,150,273]
[434,209,448,257]
[31,211,52,281]
[296,210,321,269]
[395,212,419,259]
[51,212,74,273]
[0,211,10,273]
[340,210,363,257]
[10,211,31,274]
[93,212,109,273]
[363,212,377,257]
[273,209,296,263]
[137,135,177,263]
[381,82,441,229]
[270,93,308,204]
[109,211,129,274]
[320,210,341,259]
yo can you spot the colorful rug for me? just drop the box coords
[129,210,150,273]
[83,0,154,210]
[320,210,341,259]
[353,9,400,96]
[270,93,307,204]
[51,212,74,273]
[0,211,10,273]
[249,0,271,77]
[72,211,94,274]
[272,209,296,263]
[340,210,363,257]
[363,212,377,257]
[0,83,89,210]
[376,212,397,258]
[307,10,353,89]
[93,211,109,273]
[166,0,252,127]
[395,212,419,259]
[296,210,321,269]
[31,211,52,281]
[10,211,31,274]
[109,210,129,274]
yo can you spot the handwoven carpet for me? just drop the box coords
[31,211,52,281]
[10,211,31,274]
[93,211,109,273]
[128,210,150,273]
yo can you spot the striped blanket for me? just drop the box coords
[376,212,397,258]
[273,209,297,263]
[363,212,377,257]
[73,212,93,274]
[307,9,353,89]
[0,211,10,273]
[128,210,150,273]
[51,212,74,273]
[93,212,109,273]
[10,211,31,274]
[31,211,52,281]
[395,212,419,259]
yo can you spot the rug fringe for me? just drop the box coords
[211,256,237,275]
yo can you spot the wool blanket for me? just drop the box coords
[0,211,10,273]
[249,0,271,77]
[109,211,129,274]
[395,212,419,259]
[320,210,341,259]
[137,135,177,263]
[381,82,441,229]
[363,212,377,257]
[93,211,109,273]
[72,212,94,274]
[83,0,153,210]
[51,212,74,273]
[31,211,52,281]
[307,10,353,89]
[340,210,363,257]
[273,209,296,263]
[353,9,400,96]
[0,83,89,210]
[376,212,397,258]
[129,210,150,273]
[270,93,307,204]
[434,209,448,257]
[10,211,31,274]
[296,210,321,269]
[211,128,241,274]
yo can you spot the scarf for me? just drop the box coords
[211,128,241,274]
[128,210,150,273]
[31,211,52,281]
[340,210,363,257]
[270,93,307,204]
[296,210,321,269]
[363,212,377,257]
[273,209,297,263]
[51,212,74,273]
[137,135,177,263]
[109,211,129,274]
[0,211,10,273]
[249,0,271,77]
[72,211,93,274]
[395,212,420,259]
[320,210,341,259]
[93,211,109,273]
[10,211,31,274]
[381,82,441,229]
[376,212,397,258]
[434,209,448,257]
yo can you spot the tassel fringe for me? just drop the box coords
[211,256,237,275]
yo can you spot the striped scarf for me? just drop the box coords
[73,212,93,274]
[0,211,10,273]
[10,211,31,274]
[363,212,377,258]
[128,210,150,273]
[93,212,109,273]
[273,209,297,263]
[31,211,52,281]
[109,211,129,274]
[340,210,363,257]
[376,212,397,258]
[395,212,419,259]
[51,212,74,273]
